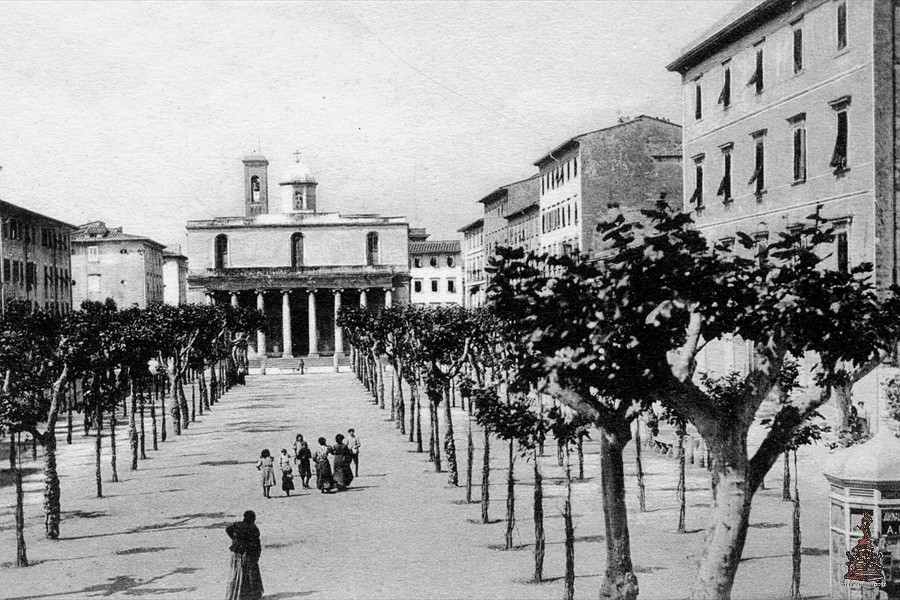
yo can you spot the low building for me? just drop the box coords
[534,115,682,258]
[0,200,75,314]
[458,218,484,308]
[409,232,462,306]
[186,153,410,358]
[71,221,165,309]
[162,246,188,305]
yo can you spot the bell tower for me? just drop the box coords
[243,154,269,216]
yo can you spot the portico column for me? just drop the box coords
[256,290,266,357]
[281,290,293,358]
[230,292,238,308]
[360,289,368,309]
[384,288,393,308]
[333,289,343,373]
[308,289,319,357]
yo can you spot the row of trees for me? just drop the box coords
[340,203,900,600]
[0,299,263,567]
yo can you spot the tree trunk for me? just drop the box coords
[168,373,180,436]
[95,410,103,498]
[481,428,491,524]
[66,397,73,445]
[397,366,406,435]
[677,424,686,534]
[505,440,515,550]
[389,365,396,422]
[129,387,138,470]
[782,453,791,502]
[689,445,755,600]
[443,380,458,486]
[466,418,474,503]
[194,377,200,418]
[635,420,647,512]
[563,446,574,600]
[598,424,639,600]
[177,377,189,431]
[151,388,159,450]
[110,411,119,483]
[209,366,218,406]
[12,436,28,566]
[790,450,801,600]
[577,431,585,480]
[415,384,423,453]
[533,449,545,583]
[139,387,147,460]
[432,389,442,472]
[377,356,385,411]
[42,430,60,539]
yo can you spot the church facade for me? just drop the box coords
[186,154,410,359]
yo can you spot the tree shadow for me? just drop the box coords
[264,593,317,600]
[115,547,173,556]
[467,518,503,525]
[535,573,601,584]
[6,567,199,599]
[62,510,109,520]
[199,460,243,467]
[802,547,829,556]
[634,565,669,574]
[0,466,41,489]
[749,522,786,529]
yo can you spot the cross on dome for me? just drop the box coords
[293,150,302,163]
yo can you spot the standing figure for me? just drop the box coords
[296,441,312,489]
[314,437,334,493]
[256,449,276,499]
[278,448,294,497]
[331,433,355,491]
[225,510,264,600]
[299,359,305,375]
[347,428,361,477]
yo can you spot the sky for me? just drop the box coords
[0,1,742,249]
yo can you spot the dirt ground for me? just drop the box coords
[0,372,833,599]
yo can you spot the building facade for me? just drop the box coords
[0,200,74,314]
[409,233,462,306]
[186,154,410,358]
[71,221,165,309]
[458,218,484,308]
[162,247,188,305]
[534,115,683,258]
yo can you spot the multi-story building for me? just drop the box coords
[186,153,410,359]
[0,200,74,314]
[71,221,165,309]
[409,230,462,306]
[480,176,541,260]
[162,246,188,306]
[667,0,895,386]
[534,115,683,258]
[458,218,484,308]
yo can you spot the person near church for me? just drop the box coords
[225,510,264,600]
[314,437,335,493]
[347,428,361,477]
[256,449,276,499]
[295,440,312,489]
[298,359,305,374]
[278,448,294,496]
[331,433,355,491]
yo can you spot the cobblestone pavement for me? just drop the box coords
[1,372,831,599]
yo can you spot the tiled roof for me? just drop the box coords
[457,218,484,233]
[73,221,164,248]
[410,240,461,254]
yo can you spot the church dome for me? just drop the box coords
[281,158,317,185]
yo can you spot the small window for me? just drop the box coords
[695,80,702,120]
[291,232,304,268]
[447,279,456,293]
[792,26,803,73]
[837,1,847,50]
[830,109,849,173]
[446,256,455,268]
[250,175,261,203]
[836,224,849,273]
[717,147,732,202]
[414,280,422,293]
[88,274,101,293]
[366,232,379,266]
[429,256,438,268]
[749,134,766,195]
[430,279,438,293]
[792,119,807,183]
[2,259,8,283]
[573,156,578,177]
[214,234,228,269]
[754,232,769,267]
[87,245,99,262]
[690,158,704,208]
[718,64,731,108]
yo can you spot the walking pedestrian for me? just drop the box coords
[347,428,361,477]
[314,437,334,493]
[278,448,294,497]
[256,449,276,499]
[296,440,312,489]
[225,510,264,600]
[298,359,305,374]
[332,433,354,491]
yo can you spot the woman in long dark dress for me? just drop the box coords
[296,441,312,489]
[225,510,263,600]
[278,449,294,496]
[314,437,334,494]
[331,433,355,491]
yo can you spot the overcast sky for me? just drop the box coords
[0,1,741,249]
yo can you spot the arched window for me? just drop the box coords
[214,234,228,270]
[413,257,422,268]
[429,256,438,268]
[447,256,455,268]
[293,189,305,211]
[291,232,304,268]
[250,176,261,203]
[366,232,379,266]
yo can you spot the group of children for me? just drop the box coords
[255,429,361,498]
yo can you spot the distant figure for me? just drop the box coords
[278,449,294,497]
[256,449,276,499]
[298,359,305,374]
[332,433,355,491]
[225,510,263,600]
[296,441,312,489]
[347,428,361,477]
[314,437,334,493]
